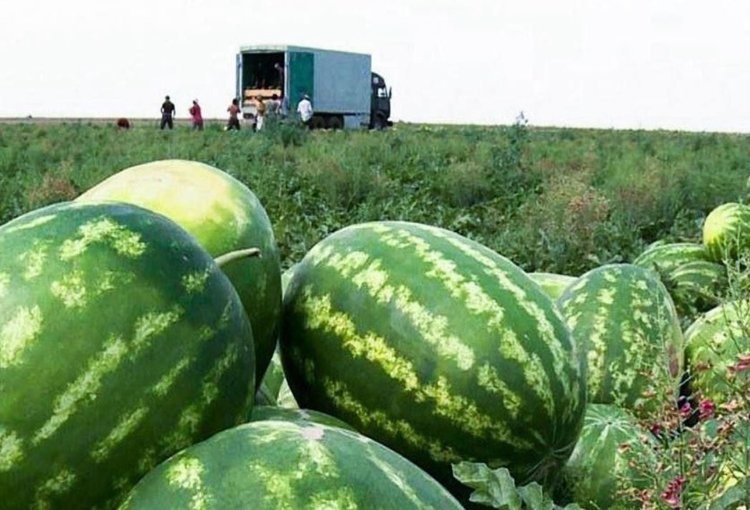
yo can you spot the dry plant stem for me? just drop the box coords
[214,248,262,267]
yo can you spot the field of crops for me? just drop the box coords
[3,119,750,509]
[2,120,749,274]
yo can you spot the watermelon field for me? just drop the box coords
[1,119,750,509]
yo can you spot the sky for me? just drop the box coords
[2,0,750,132]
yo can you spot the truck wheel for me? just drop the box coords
[310,116,326,130]
[371,114,386,130]
[327,116,344,130]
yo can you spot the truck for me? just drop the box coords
[235,45,392,130]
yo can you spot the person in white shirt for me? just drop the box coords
[297,94,313,128]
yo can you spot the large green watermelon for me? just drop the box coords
[76,159,281,384]
[119,421,464,509]
[685,301,750,403]
[703,202,750,262]
[669,260,727,315]
[249,406,354,431]
[633,241,709,274]
[557,264,683,415]
[528,272,577,300]
[0,202,255,509]
[633,242,725,320]
[565,404,657,510]
[280,221,586,491]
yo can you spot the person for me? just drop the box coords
[160,95,175,130]
[274,62,284,91]
[297,93,313,128]
[267,93,281,117]
[188,100,203,130]
[255,96,267,131]
[226,98,241,131]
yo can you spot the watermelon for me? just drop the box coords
[249,406,355,431]
[528,272,577,300]
[633,242,725,320]
[254,350,286,406]
[254,264,300,406]
[684,301,750,403]
[119,421,464,509]
[277,378,299,409]
[565,404,657,510]
[280,221,586,491]
[557,264,683,415]
[669,260,727,315]
[76,159,281,384]
[255,350,299,409]
[633,242,709,274]
[0,202,255,509]
[703,202,750,263]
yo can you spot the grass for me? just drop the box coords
[1,120,749,275]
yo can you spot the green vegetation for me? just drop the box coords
[1,121,749,276]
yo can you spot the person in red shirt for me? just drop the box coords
[188,100,203,130]
[226,98,241,131]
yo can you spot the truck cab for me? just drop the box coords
[370,72,392,130]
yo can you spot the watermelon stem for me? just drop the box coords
[215,248,262,267]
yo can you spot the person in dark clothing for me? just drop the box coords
[274,62,284,92]
[160,95,176,129]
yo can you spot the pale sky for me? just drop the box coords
[2,0,750,132]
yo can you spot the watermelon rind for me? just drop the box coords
[0,201,255,509]
[119,421,464,509]
[76,159,281,384]
[557,263,683,415]
[565,404,657,510]
[281,221,586,492]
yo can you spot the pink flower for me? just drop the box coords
[729,353,750,374]
[737,354,750,371]
[661,476,685,509]
[698,399,715,420]
[679,401,692,419]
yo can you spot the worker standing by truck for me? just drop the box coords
[255,96,267,130]
[160,95,175,130]
[189,100,203,130]
[297,94,313,128]
[226,98,241,131]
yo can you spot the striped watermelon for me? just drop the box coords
[254,349,298,408]
[565,404,657,510]
[249,406,355,431]
[703,202,750,262]
[76,159,281,384]
[669,260,727,315]
[254,350,286,406]
[633,242,725,319]
[0,202,255,509]
[529,272,577,300]
[557,264,683,415]
[633,241,709,274]
[254,264,300,406]
[119,421,464,509]
[685,301,749,403]
[280,221,586,492]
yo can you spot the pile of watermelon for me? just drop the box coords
[2,158,749,509]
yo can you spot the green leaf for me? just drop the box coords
[451,462,582,510]
[709,482,749,510]
[517,482,555,510]
[451,462,522,509]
